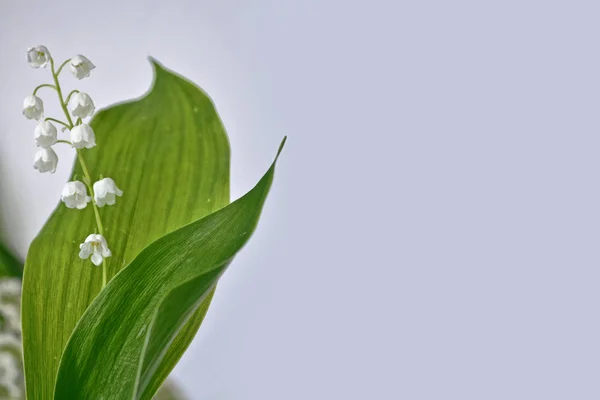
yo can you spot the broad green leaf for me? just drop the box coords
[22,60,230,399]
[0,243,22,278]
[54,140,284,399]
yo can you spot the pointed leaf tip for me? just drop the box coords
[148,57,173,81]
[53,140,281,399]
[147,56,163,68]
[276,136,287,160]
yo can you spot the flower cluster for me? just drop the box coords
[24,46,123,282]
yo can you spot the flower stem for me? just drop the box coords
[45,117,70,129]
[50,58,74,128]
[33,84,56,95]
[77,152,108,287]
[65,89,79,105]
[76,154,103,232]
[102,261,107,287]
[56,140,72,145]
[56,58,72,76]
[50,57,108,288]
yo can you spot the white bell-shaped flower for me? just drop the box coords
[93,178,123,207]
[22,95,43,120]
[79,234,111,266]
[26,45,51,68]
[69,92,95,118]
[33,148,58,173]
[34,121,57,148]
[69,55,95,80]
[61,181,91,209]
[70,124,96,149]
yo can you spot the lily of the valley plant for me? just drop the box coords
[25,45,120,286]
[19,45,284,400]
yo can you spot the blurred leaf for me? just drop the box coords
[54,141,284,399]
[22,60,230,399]
[0,243,22,278]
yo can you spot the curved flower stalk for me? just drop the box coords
[24,46,123,287]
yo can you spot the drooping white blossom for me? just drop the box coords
[0,304,19,333]
[0,277,23,398]
[34,120,58,148]
[0,352,21,398]
[26,45,51,68]
[69,92,95,118]
[33,148,58,173]
[0,279,21,300]
[79,234,111,266]
[22,95,44,120]
[61,181,91,209]
[70,124,96,149]
[69,55,95,79]
[93,178,123,207]
[0,334,20,349]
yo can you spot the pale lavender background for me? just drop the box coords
[1,1,600,399]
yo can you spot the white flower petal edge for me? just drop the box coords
[93,178,123,207]
[33,148,58,173]
[70,124,96,149]
[34,121,58,148]
[69,92,95,118]
[79,234,111,266]
[69,55,95,80]
[22,95,44,120]
[26,45,51,68]
[61,181,91,209]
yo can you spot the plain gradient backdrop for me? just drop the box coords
[2,0,600,399]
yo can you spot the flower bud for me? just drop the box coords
[79,234,111,266]
[22,95,43,120]
[93,178,123,207]
[34,121,57,148]
[61,181,91,209]
[26,46,51,68]
[70,124,96,149]
[69,92,95,118]
[33,148,58,173]
[69,55,95,80]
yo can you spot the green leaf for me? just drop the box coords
[22,60,231,399]
[141,289,215,400]
[54,140,284,399]
[0,243,22,278]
